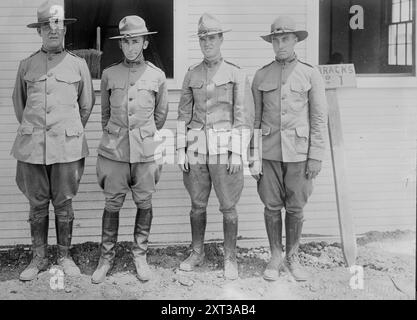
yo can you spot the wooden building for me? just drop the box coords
[0,0,415,247]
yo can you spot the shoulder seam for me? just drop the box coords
[260,61,274,70]
[102,59,124,72]
[224,60,240,69]
[298,60,313,68]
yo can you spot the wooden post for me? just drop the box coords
[326,89,357,267]
[317,64,358,267]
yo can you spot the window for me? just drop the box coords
[388,0,413,66]
[319,0,415,76]
[64,0,174,79]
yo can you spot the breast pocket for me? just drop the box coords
[23,73,47,109]
[55,73,81,105]
[258,81,279,105]
[108,80,126,107]
[289,82,310,113]
[136,80,158,110]
[215,80,234,104]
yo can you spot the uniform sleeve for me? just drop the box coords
[308,67,328,161]
[100,70,111,130]
[12,61,27,124]
[230,69,255,155]
[154,72,169,130]
[249,71,263,159]
[176,70,193,150]
[77,58,95,127]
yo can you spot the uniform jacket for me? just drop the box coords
[98,60,169,163]
[177,58,254,155]
[251,55,328,162]
[11,48,95,165]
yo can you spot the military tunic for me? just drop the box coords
[251,54,328,218]
[177,58,254,216]
[97,59,168,211]
[11,48,95,217]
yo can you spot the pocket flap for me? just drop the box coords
[65,127,83,137]
[213,75,232,87]
[186,121,204,130]
[105,122,121,135]
[295,126,309,138]
[261,125,271,136]
[107,80,125,90]
[140,123,157,139]
[55,73,81,84]
[18,125,34,135]
[136,80,159,92]
[23,73,47,82]
[258,81,278,92]
[290,82,309,93]
[213,121,232,132]
[189,79,203,89]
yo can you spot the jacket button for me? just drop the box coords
[130,83,135,86]
[48,57,53,61]
[129,97,133,101]
[129,113,133,117]
[46,126,51,131]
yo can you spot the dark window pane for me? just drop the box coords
[64,0,174,79]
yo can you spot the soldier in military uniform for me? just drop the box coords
[250,16,328,281]
[177,13,254,280]
[91,16,168,284]
[11,0,94,281]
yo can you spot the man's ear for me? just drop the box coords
[143,40,149,50]
[63,26,67,36]
[37,28,42,37]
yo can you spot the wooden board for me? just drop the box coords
[326,89,357,266]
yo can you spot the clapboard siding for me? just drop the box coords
[0,0,415,246]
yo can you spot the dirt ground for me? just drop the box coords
[0,230,415,300]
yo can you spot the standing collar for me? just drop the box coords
[123,57,145,67]
[41,46,64,54]
[203,55,223,68]
[275,53,297,65]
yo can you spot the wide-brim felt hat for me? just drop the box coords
[261,16,308,43]
[27,0,76,28]
[195,13,231,38]
[109,15,157,40]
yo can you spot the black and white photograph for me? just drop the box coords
[0,0,415,303]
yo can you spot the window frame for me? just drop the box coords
[88,0,188,91]
[313,0,417,88]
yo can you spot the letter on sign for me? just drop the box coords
[349,5,364,30]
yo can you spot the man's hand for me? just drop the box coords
[227,152,242,175]
[177,148,189,172]
[249,160,262,181]
[306,159,322,180]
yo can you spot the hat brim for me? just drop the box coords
[261,30,308,43]
[27,18,77,28]
[109,31,158,40]
[195,29,232,38]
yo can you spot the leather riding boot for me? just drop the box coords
[263,210,284,281]
[223,214,238,280]
[180,211,206,271]
[55,213,81,277]
[284,215,309,281]
[20,216,49,281]
[132,207,153,281]
[92,209,119,284]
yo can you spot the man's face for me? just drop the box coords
[120,36,148,61]
[199,34,223,60]
[38,23,66,51]
[272,33,297,60]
